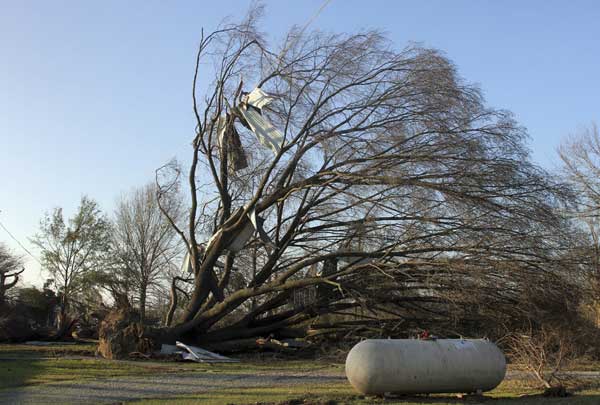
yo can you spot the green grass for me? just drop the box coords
[0,343,341,390]
[0,358,180,388]
[0,343,190,389]
[0,342,98,357]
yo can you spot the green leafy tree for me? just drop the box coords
[31,196,111,334]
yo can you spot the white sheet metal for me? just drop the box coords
[175,341,238,363]
[249,208,275,252]
[238,104,284,155]
[181,251,192,273]
[246,87,274,109]
[226,208,274,252]
[227,219,255,252]
[216,115,227,150]
[201,205,274,257]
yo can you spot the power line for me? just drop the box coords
[299,0,333,36]
[270,0,333,71]
[0,212,42,265]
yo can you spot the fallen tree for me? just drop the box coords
[100,6,575,356]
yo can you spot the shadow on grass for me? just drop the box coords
[0,355,50,405]
[0,358,46,390]
[0,342,97,390]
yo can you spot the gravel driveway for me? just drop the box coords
[0,371,346,404]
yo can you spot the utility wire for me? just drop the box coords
[299,0,333,37]
[270,0,333,72]
[0,212,42,265]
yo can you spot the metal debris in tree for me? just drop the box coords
[214,87,283,173]
[204,206,274,255]
[237,87,284,155]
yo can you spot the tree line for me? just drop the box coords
[1,184,184,338]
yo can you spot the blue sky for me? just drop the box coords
[1,0,599,285]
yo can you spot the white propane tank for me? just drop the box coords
[345,339,506,395]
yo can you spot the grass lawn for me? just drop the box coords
[0,342,341,390]
[0,341,98,357]
[1,343,599,404]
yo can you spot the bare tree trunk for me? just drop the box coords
[164,278,178,327]
[139,284,147,324]
[55,296,70,338]
[250,244,257,311]
[0,282,5,307]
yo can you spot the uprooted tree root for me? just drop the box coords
[98,307,320,359]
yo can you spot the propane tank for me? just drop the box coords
[345,339,506,395]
